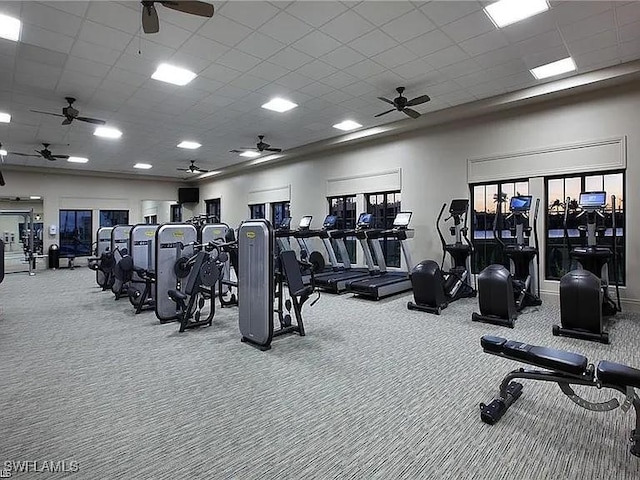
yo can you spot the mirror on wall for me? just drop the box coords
[0,196,44,273]
[140,200,179,224]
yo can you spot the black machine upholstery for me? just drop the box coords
[472,265,517,327]
[280,249,313,298]
[408,260,447,313]
[480,335,640,457]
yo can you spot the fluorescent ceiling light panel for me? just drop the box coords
[530,57,576,80]
[261,97,298,113]
[0,149,6,156]
[0,112,11,123]
[94,127,122,139]
[177,141,201,150]
[30,196,41,200]
[151,63,197,86]
[67,157,89,164]
[134,163,152,169]
[0,14,21,42]
[484,0,549,28]
[333,120,362,131]
[239,150,260,158]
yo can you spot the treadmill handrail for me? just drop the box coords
[435,202,447,269]
[532,197,540,297]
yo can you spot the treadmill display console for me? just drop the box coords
[393,212,412,228]
[357,213,373,228]
[323,215,337,229]
[298,216,312,229]
[579,191,607,208]
[510,196,532,212]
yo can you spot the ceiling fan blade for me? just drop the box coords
[76,116,106,125]
[196,168,209,173]
[52,155,70,159]
[405,95,431,107]
[142,3,160,34]
[403,108,421,119]
[265,147,282,152]
[177,168,189,171]
[9,152,40,157]
[377,97,395,106]
[161,1,214,17]
[229,149,244,153]
[374,109,395,118]
[61,118,73,125]
[30,110,65,118]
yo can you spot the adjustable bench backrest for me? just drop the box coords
[280,250,307,297]
[184,251,207,296]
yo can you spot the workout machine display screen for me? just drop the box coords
[298,216,312,229]
[393,212,412,227]
[579,191,607,208]
[323,215,337,229]
[278,217,291,230]
[510,196,532,212]
[357,213,373,227]
[449,199,468,215]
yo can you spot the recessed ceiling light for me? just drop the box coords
[333,120,362,131]
[30,196,41,200]
[0,13,21,42]
[0,112,11,123]
[177,141,201,150]
[67,157,89,164]
[134,163,152,170]
[530,57,576,80]
[484,0,549,28]
[151,63,197,86]
[94,126,122,139]
[0,149,6,156]
[239,150,260,158]
[261,97,298,113]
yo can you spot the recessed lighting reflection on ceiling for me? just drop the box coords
[530,57,576,80]
[261,97,298,113]
[67,157,89,164]
[177,141,201,149]
[94,127,122,139]
[239,150,260,158]
[151,63,197,86]
[333,120,362,131]
[0,149,6,156]
[30,196,41,200]
[0,112,11,123]
[0,13,21,42]
[484,0,549,28]
[134,163,153,169]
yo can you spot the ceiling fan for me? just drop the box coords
[375,87,431,119]
[31,97,106,126]
[230,135,282,154]
[142,1,215,34]
[9,143,70,162]
[177,160,209,174]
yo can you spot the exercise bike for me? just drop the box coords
[407,199,476,314]
[553,191,622,343]
[472,195,542,328]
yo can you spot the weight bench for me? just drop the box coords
[479,335,640,457]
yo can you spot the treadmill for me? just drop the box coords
[345,212,414,300]
[313,213,378,293]
[291,215,337,275]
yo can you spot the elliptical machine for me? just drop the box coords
[472,195,542,328]
[407,199,476,314]
[553,191,621,343]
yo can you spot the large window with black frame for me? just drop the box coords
[365,191,402,268]
[327,195,357,263]
[205,198,221,223]
[59,210,93,257]
[99,210,128,227]
[546,171,625,284]
[271,201,290,229]
[471,180,529,273]
[249,204,265,219]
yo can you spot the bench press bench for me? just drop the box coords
[479,335,640,457]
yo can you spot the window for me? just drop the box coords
[546,171,624,284]
[365,191,402,268]
[271,201,290,228]
[328,195,357,263]
[59,210,92,257]
[205,198,221,223]
[170,204,182,222]
[99,210,128,227]
[249,204,265,219]
[471,180,529,273]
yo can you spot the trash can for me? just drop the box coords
[48,244,60,269]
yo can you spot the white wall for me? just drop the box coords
[0,170,181,254]
[195,82,640,308]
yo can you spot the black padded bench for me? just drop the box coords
[480,335,640,457]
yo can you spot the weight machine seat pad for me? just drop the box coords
[168,289,187,302]
[480,336,588,376]
[597,361,640,389]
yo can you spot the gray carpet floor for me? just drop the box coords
[1,267,639,479]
